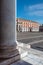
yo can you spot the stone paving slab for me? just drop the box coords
[22,48,43,65]
[18,44,43,65]
[31,42,43,51]
[17,35,43,40]
[17,36,43,44]
[11,46,43,65]
[4,41,43,65]
[22,55,43,65]
[17,32,43,41]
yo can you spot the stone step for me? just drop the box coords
[22,48,43,65]
[11,46,43,65]
[22,54,43,65]
[18,43,43,65]
[18,46,28,58]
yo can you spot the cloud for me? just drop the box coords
[24,3,43,16]
[29,11,43,16]
[29,4,43,11]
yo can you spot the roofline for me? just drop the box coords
[16,18,39,24]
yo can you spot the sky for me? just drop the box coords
[17,0,43,24]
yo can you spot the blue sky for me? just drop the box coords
[17,0,43,24]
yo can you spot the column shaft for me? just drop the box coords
[0,0,20,65]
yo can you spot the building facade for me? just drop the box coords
[39,26,43,32]
[16,18,40,32]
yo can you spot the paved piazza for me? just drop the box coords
[10,32,43,65]
[17,32,43,41]
[17,32,43,51]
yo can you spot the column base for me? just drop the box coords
[0,42,20,65]
[0,53,20,65]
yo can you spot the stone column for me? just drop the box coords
[0,0,20,65]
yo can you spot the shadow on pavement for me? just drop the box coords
[11,60,32,65]
[31,42,43,51]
